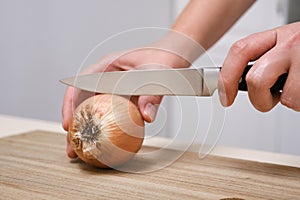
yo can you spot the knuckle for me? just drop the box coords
[281,94,296,109]
[280,30,300,49]
[245,72,262,89]
[291,30,300,40]
[281,98,292,109]
[230,39,250,55]
[220,75,231,88]
[288,31,300,44]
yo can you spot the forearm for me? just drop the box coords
[152,0,255,67]
[173,0,255,49]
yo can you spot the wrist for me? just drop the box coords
[152,30,205,67]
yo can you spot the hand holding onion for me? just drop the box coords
[68,94,145,168]
[62,48,190,161]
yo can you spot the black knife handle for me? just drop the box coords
[238,64,288,94]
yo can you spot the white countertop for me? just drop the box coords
[0,114,65,137]
[1,114,300,168]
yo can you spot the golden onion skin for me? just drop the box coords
[68,94,145,168]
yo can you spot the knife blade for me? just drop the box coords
[60,65,287,96]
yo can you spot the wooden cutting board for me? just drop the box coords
[0,130,300,200]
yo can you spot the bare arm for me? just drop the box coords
[172,0,255,50]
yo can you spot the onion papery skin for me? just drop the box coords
[69,94,145,168]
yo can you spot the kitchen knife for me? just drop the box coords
[60,65,287,96]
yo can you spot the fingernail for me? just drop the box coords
[67,144,77,158]
[218,89,227,106]
[66,144,72,157]
[144,103,157,122]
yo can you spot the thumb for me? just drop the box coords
[138,95,163,123]
[62,87,75,131]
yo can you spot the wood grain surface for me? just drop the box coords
[0,130,300,200]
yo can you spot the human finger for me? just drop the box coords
[280,33,300,111]
[245,49,290,112]
[218,29,277,106]
[62,87,75,131]
[66,132,77,158]
[138,95,163,123]
[281,63,300,111]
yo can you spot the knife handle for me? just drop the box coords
[238,64,288,94]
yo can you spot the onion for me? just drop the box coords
[68,94,145,168]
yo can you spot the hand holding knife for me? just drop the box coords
[61,64,287,98]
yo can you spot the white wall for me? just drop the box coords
[0,0,172,122]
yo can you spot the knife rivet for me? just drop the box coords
[239,78,242,83]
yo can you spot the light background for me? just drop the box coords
[0,0,299,155]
